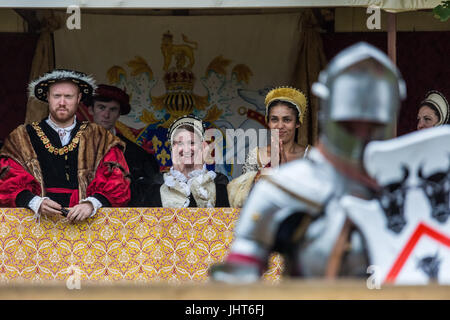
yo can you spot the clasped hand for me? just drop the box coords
[38,198,93,222]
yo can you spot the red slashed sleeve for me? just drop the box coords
[86,146,131,207]
[0,157,42,207]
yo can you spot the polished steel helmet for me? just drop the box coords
[312,42,407,166]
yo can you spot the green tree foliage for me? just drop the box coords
[433,0,450,21]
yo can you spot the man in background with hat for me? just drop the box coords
[87,84,160,206]
[0,69,131,221]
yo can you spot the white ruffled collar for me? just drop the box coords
[163,165,217,207]
[165,165,216,185]
[46,115,77,132]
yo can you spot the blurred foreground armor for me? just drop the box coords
[209,42,406,282]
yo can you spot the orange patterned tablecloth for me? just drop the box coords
[0,208,282,283]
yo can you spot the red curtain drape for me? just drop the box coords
[0,33,39,142]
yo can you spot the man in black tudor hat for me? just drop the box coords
[0,69,131,221]
[87,84,160,206]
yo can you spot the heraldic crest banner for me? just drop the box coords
[54,13,303,179]
[343,126,450,285]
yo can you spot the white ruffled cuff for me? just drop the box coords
[28,196,49,215]
[80,196,102,218]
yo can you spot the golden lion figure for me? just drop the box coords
[161,31,198,71]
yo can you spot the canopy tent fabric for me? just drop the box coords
[49,11,324,178]
[2,1,443,171]
[0,0,443,12]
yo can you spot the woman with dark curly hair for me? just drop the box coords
[228,86,309,208]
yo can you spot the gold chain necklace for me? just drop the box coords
[31,121,88,156]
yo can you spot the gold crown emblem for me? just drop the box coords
[162,68,196,119]
[264,86,308,124]
[163,68,195,92]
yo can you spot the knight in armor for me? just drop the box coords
[0,69,131,221]
[209,42,407,282]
